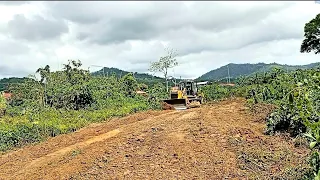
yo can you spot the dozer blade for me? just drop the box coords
[162,99,187,110]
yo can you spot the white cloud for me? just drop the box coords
[0,1,320,79]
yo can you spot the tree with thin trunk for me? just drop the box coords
[149,47,178,92]
[36,65,50,83]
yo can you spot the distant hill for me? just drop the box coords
[92,67,162,80]
[197,62,320,81]
[0,77,28,91]
[91,67,166,87]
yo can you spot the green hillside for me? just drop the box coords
[197,62,320,81]
[91,67,166,87]
[0,77,28,91]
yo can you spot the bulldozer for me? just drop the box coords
[162,80,204,110]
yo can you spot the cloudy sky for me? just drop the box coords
[0,1,320,79]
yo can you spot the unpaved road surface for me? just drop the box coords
[0,98,309,179]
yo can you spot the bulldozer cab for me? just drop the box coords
[179,80,197,96]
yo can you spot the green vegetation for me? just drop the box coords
[0,77,27,91]
[0,93,6,117]
[200,83,235,102]
[0,60,167,152]
[300,13,320,54]
[200,65,319,179]
[222,13,320,179]
[240,67,320,179]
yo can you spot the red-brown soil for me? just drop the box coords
[0,98,309,180]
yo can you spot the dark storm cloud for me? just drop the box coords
[78,17,158,45]
[45,1,114,24]
[156,2,293,33]
[47,2,102,24]
[7,14,69,41]
[45,1,164,25]
[165,13,303,56]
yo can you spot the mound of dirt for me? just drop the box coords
[161,102,175,110]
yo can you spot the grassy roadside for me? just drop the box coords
[0,99,150,152]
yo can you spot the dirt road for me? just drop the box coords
[0,98,309,179]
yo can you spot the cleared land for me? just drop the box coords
[0,98,309,179]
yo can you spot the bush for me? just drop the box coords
[200,83,234,101]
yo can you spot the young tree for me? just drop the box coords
[36,65,50,83]
[301,13,320,54]
[149,47,178,92]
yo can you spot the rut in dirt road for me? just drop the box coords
[0,99,309,180]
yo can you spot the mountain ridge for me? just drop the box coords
[1,62,319,91]
[196,62,320,81]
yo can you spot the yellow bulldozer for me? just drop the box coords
[162,80,204,110]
